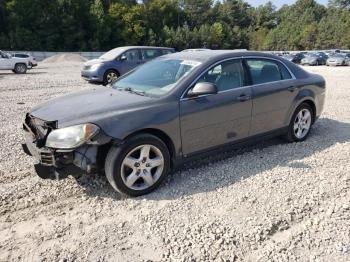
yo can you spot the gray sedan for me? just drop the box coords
[23,50,326,196]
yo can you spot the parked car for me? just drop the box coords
[0,50,30,74]
[181,48,211,52]
[12,53,37,68]
[300,52,327,66]
[81,46,175,85]
[23,50,325,196]
[326,53,350,66]
[282,53,304,64]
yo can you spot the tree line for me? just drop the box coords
[0,0,349,52]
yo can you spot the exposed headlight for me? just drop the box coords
[90,64,101,71]
[46,124,99,149]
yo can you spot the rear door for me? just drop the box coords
[180,58,253,155]
[142,49,163,63]
[244,57,297,136]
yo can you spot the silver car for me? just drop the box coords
[326,53,350,66]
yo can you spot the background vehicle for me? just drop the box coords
[23,50,325,196]
[0,50,30,74]
[301,52,328,65]
[326,53,350,66]
[12,53,37,68]
[282,53,305,64]
[81,46,175,85]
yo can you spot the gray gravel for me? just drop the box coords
[0,63,349,261]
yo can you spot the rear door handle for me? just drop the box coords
[287,86,296,92]
[237,94,251,102]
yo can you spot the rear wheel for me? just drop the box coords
[105,134,170,196]
[103,70,119,85]
[14,63,27,74]
[284,103,313,142]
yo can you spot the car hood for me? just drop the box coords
[84,58,108,66]
[30,87,153,128]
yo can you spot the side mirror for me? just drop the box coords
[120,55,127,61]
[187,82,218,98]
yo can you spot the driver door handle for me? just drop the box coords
[237,94,251,102]
[287,86,296,92]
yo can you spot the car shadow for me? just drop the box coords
[74,118,350,200]
[0,72,46,76]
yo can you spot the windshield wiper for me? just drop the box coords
[118,87,146,96]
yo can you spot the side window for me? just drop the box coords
[162,50,173,55]
[246,59,282,85]
[197,59,244,92]
[123,50,141,61]
[279,63,292,80]
[143,49,162,60]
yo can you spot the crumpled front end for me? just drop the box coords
[22,114,111,179]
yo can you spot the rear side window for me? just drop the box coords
[143,49,162,59]
[14,54,28,58]
[245,58,291,84]
[279,63,292,80]
[162,49,174,55]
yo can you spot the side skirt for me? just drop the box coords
[173,127,288,168]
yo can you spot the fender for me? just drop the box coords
[284,86,317,126]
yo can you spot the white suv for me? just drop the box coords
[0,50,30,74]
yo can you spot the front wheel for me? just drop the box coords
[103,70,119,86]
[14,63,27,74]
[284,103,313,142]
[105,134,171,196]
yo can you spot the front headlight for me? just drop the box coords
[46,124,99,149]
[90,64,101,71]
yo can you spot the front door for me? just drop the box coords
[0,52,11,69]
[180,59,253,155]
[119,49,143,75]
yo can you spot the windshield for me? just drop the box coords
[112,59,201,96]
[100,47,125,60]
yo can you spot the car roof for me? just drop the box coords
[123,46,174,50]
[163,50,285,62]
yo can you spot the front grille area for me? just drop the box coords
[83,65,91,70]
[24,114,56,148]
[40,151,55,166]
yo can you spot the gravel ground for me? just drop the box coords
[0,62,349,262]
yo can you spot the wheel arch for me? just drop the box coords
[123,128,176,165]
[286,96,317,126]
[97,128,176,169]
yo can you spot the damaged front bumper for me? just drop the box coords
[22,114,111,179]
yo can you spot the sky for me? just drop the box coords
[246,0,329,8]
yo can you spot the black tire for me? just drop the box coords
[284,103,314,143]
[14,63,27,74]
[103,69,119,86]
[105,133,171,197]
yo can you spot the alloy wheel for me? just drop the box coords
[121,144,164,191]
[107,72,117,83]
[293,109,312,139]
[17,64,26,73]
